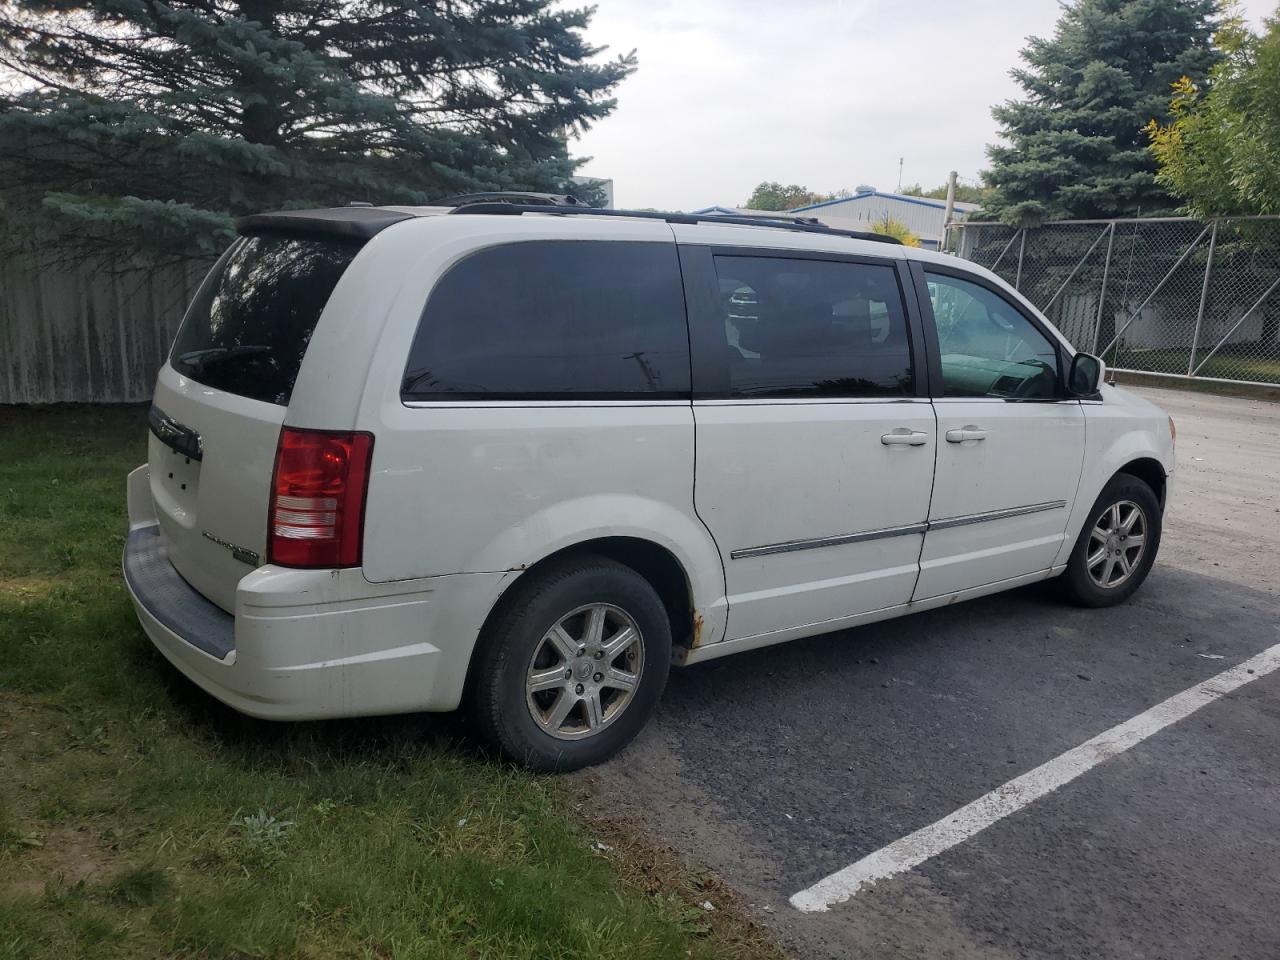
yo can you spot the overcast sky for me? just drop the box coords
[571,0,1278,210]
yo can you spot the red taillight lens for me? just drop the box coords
[268,428,374,568]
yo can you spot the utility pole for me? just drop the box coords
[897,157,904,192]
[942,170,957,253]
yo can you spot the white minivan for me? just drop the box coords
[124,196,1175,770]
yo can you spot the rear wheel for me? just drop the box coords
[470,557,671,772]
[1060,474,1161,607]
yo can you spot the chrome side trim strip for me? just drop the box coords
[730,522,928,560]
[927,499,1067,531]
[731,500,1067,560]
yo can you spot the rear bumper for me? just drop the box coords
[124,465,512,720]
[124,524,235,660]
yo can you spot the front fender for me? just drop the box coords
[1055,405,1175,566]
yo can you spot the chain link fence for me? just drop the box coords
[947,216,1280,386]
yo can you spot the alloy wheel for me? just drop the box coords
[1087,500,1147,589]
[524,603,645,740]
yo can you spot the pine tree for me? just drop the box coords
[0,1,634,262]
[982,0,1219,226]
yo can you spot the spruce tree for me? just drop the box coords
[0,1,634,261]
[983,0,1219,225]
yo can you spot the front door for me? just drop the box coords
[913,266,1085,601]
[679,243,937,641]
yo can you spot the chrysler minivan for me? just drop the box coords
[124,197,1175,770]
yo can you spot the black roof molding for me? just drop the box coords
[433,191,582,207]
[233,198,903,246]
[234,206,414,241]
[447,202,902,245]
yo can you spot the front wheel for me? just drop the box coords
[1060,474,1162,607]
[469,556,671,772]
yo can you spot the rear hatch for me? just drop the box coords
[148,231,365,611]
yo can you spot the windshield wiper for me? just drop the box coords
[176,345,272,373]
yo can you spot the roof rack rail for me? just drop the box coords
[434,191,583,208]
[703,210,823,225]
[447,202,902,245]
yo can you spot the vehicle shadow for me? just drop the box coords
[142,649,492,774]
[664,561,1279,719]
[138,561,1277,780]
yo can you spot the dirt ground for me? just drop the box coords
[1146,386,1280,594]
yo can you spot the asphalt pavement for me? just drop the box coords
[581,386,1280,960]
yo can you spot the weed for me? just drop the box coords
[236,809,295,847]
[227,809,294,868]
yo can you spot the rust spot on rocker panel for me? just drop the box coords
[691,610,705,648]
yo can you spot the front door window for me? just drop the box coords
[924,272,1059,399]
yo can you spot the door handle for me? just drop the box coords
[881,429,930,446]
[945,426,988,443]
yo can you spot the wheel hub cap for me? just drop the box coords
[524,603,645,741]
[1087,499,1147,589]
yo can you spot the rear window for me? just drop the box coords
[170,234,363,405]
[401,240,690,401]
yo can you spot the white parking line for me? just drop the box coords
[790,641,1280,913]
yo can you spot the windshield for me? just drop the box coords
[170,233,363,405]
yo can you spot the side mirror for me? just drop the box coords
[1067,352,1104,396]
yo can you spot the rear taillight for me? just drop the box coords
[268,428,374,568]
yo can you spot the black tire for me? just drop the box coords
[1060,474,1162,608]
[469,555,671,772]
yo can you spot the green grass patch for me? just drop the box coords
[0,405,780,960]
[1111,346,1280,384]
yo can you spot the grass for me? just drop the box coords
[1111,346,1280,384]
[0,406,781,960]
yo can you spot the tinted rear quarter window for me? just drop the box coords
[402,240,690,401]
[710,255,913,398]
[170,234,363,405]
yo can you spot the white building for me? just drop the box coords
[688,206,800,219]
[789,188,980,250]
